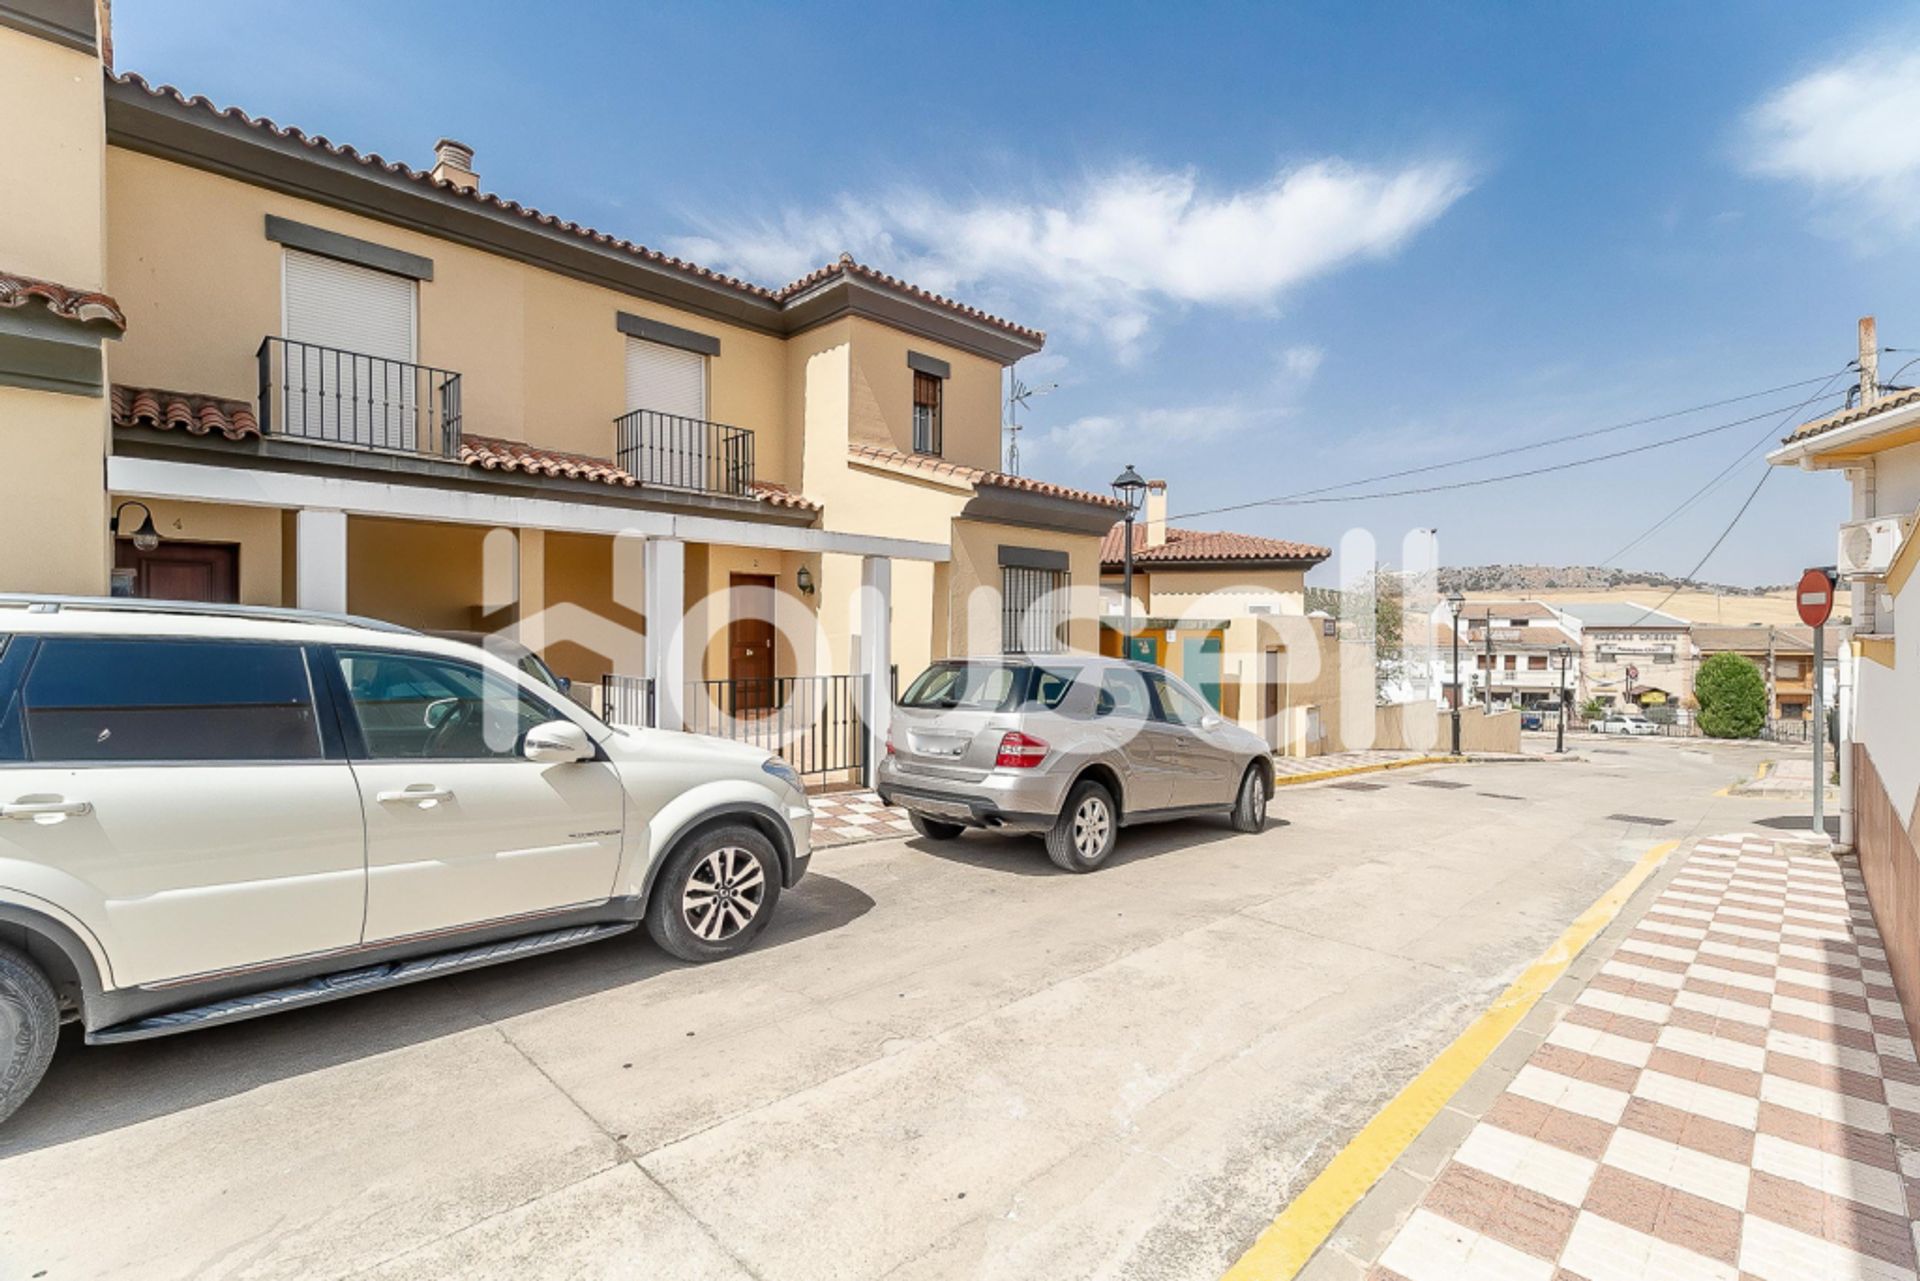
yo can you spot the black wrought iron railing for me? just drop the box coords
[602,672,868,778]
[614,408,754,496]
[257,336,462,457]
[599,674,656,727]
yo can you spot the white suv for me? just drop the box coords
[0,596,812,1123]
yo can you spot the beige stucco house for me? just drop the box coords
[1096,481,1332,753]
[1768,317,1920,1043]
[0,1,1120,777]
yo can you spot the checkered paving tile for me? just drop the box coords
[807,789,915,848]
[1369,832,1920,1281]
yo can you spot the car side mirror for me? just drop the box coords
[524,720,592,763]
[1201,713,1222,730]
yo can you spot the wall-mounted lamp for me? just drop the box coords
[111,501,161,552]
[795,564,816,597]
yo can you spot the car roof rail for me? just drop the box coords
[0,594,418,635]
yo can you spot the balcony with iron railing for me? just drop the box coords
[615,408,755,497]
[257,336,463,458]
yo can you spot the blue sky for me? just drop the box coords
[115,2,1920,586]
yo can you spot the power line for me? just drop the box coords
[1598,369,1852,568]
[1171,393,1844,517]
[1618,466,1776,628]
[1166,371,1846,522]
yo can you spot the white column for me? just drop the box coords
[295,509,348,613]
[644,537,686,732]
[516,527,547,654]
[858,555,892,787]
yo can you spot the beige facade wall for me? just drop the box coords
[843,316,1004,473]
[0,26,105,288]
[105,496,284,605]
[104,149,796,485]
[1,387,110,592]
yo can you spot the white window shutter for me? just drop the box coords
[624,338,709,486]
[281,250,420,449]
[624,338,706,418]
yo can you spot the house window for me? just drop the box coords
[1002,565,1066,654]
[624,336,709,487]
[1528,655,1548,670]
[282,249,419,448]
[913,371,943,455]
[1776,659,1801,679]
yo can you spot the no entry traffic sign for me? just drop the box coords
[1797,567,1837,628]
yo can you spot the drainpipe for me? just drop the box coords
[1838,642,1855,850]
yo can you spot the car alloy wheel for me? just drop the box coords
[681,845,767,942]
[1072,794,1112,861]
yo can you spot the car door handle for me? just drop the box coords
[377,786,455,805]
[2,799,92,820]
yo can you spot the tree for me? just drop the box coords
[1579,696,1607,721]
[1306,570,1407,705]
[1695,652,1766,739]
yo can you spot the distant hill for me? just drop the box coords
[1436,566,1786,597]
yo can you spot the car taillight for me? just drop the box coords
[995,731,1048,768]
[885,727,896,755]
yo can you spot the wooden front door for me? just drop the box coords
[728,574,778,712]
[115,540,239,603]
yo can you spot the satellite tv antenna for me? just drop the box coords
[1004,373,1057,474]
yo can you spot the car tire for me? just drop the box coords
[0,944,58,1126]
[645,824,782,964]
[908,813,966,841]
[1228,763,1268,833]
[1045,779,1118,873]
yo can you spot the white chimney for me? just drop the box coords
[1860,316,1879,408]
[1145,479,1168,549]
[431,138,477,192]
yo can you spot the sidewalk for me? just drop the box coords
[1335,831,1920,1281]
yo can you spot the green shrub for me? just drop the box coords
[1695,653,1766,739]
[1579,697,1607,721]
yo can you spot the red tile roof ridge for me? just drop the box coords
[1,270,127,332]
[110,73,1039,345]
[1099,521,1331,565]
[1785,386,1920,445]
[847,444,1122,508]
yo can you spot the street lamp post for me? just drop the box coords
[1111,465,1148,657]
[1446,588,1465,755]
[1554,643,1572,754]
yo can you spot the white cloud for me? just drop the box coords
[1745,48,1920,239]
[1026,402,1251,468]
[1280,344,1325,384]
[672,158,1472,355]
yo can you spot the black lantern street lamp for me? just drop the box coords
[1554,643,1572,754]
[110,500,161,552]
[1111,464,1148,655]
[1445,588,1466,755]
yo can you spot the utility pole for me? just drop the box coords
[1483,622,1494,712]
[1446,590,1465,755]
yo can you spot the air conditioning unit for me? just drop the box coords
[1837,516,1908,580]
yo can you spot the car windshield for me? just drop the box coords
[898,662,1082,711]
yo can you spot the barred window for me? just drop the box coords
[1002,566,1067,654]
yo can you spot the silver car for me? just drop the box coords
[875,656,1274,872]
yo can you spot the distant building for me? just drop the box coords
[1553,602,1692,710]
[1690,624,1846,722]
[1438,601,1582,710]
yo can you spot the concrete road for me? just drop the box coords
[0,738,1816,1281]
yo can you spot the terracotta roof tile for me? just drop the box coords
[111,385,258,439]
[777,254,1044,343]
[1,270,126,332]
[110,401,822,512]
[847,443,1123,509]
[111,73,1039,347]
[1785,386,1920,444]
[1099,522,1330,566]
[459,435,637,486]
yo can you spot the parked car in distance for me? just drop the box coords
[0,595,814,1124]
[1591,712,1658,736]
[428,629,573,697]
[876,656,1274,873]
[1520,711,1544,731]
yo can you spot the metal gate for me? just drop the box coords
[600,672,869,779]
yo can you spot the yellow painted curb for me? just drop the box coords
[1269,755,1466,789]
[1219,837,1681,1281]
